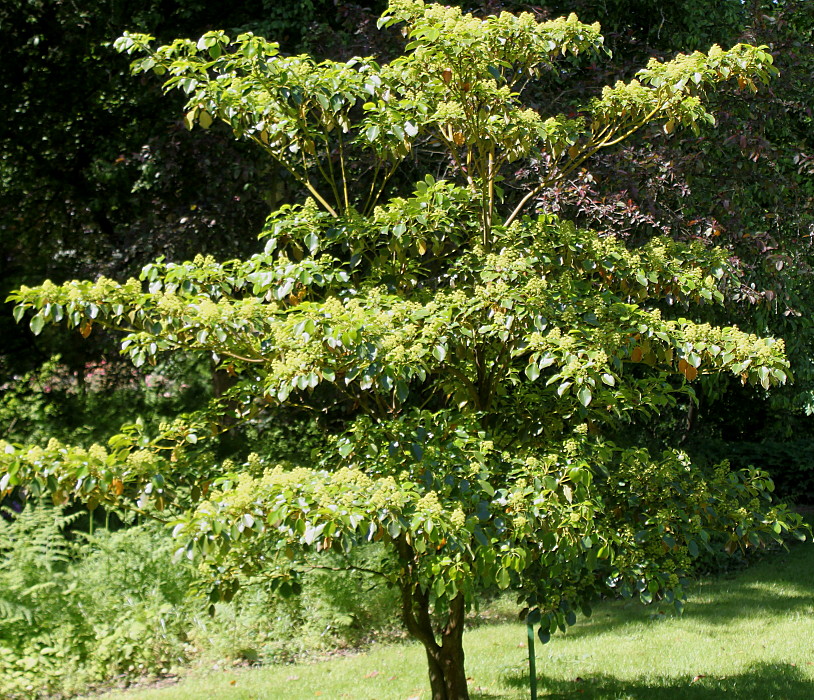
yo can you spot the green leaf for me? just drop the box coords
[758,365,771,389]
[636,272,648,286]
[578,386,592,407]
[338,440,353,458]
[478,480,495,497]
[432,345,447,362]
[199,110,214,129]
[30,314,45,336]
[497,567,510,589]
[304,232,319,254]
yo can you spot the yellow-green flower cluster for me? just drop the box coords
[88,444,109,462]
[125,449,158,473]
[449,507,466,529]
[416,490,445,519]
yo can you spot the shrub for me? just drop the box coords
[0,503,400,697]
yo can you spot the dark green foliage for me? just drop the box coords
[688,439,814,506]
[0,355,212,446]
[537,0,747,52]
[1,0,338,383]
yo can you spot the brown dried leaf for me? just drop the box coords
[678,359,698,381]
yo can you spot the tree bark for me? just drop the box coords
[399,576,470,699]
[434,593,470,700]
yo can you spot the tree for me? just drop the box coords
[1,2,807,698]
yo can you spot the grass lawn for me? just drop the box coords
[95,541,814,700]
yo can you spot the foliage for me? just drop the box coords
[0,504,195,698]
[197,544,401,665]
[0,354,212,447]
[687,438,814,506]
[537,0,748,53]
[0,0,306,390]
[1,2,807,698]
[526,0,814,441]
[0,502,397,698]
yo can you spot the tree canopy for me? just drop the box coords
[1,2,807,698]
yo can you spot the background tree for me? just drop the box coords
[1,2,807,698]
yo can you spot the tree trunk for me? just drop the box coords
[400,579,471,700]
[434,594,470,700]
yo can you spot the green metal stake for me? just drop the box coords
[527,616,537,700]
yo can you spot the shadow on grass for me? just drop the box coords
[546,544,814,641]
[503,661,811,699]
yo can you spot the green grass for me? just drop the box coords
[94,542,814,700]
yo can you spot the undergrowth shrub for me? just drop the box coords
[189,544,401,665]
[0,354,211,448]
[0,504,197,698]
[0,501,83,697]
[0,502,401,698]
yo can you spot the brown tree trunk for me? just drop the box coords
[399,574,470,700]
[434,594,470,700]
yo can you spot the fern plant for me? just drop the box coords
[0,501,79,627]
